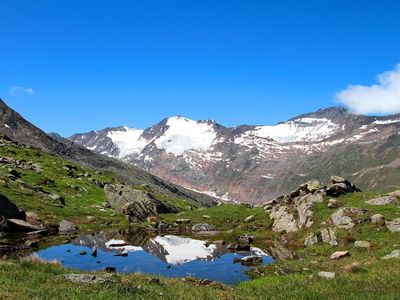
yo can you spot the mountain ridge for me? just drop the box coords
[68,105,400,203]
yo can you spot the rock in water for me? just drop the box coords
[240,255,263,265]
[366,196,398,206]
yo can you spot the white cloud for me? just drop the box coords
[335,64,400,114]
[9,86,34,96]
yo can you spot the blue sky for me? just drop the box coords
[1,0,400,136]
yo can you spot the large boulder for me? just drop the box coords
[331,208,367,229]
[327,176,360,197]
[0,193,25,220]
[59,220,76,235]
[385,218,400,232]
[6,219,43,232]
[270,205,299,233]
[321,228,338,246]
[104,184,178,223]
[382,250,400,260]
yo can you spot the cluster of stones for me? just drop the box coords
[264,176,360,233]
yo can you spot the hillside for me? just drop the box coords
[0,99,215,208]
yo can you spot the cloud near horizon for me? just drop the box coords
[9,86,34,96]
[335,64,400,114]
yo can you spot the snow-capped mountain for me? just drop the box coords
[69,107,400,203]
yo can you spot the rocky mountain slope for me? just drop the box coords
[0,99,215,207]
[69,107,400,203]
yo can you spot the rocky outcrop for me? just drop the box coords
[104,184,178,223]
[267,177,359,233]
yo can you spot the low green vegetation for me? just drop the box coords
[1,138,400,299]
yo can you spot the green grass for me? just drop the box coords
[2,138,400,299]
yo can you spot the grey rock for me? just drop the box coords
[87,216,97,223]
[191,223,216,232]
[6,219,42,232]
[48,193,66,206]
[269,242,294,260]
[318,271,335,279]
[354,241,370,249]
[59,220,76,235]
[331,251,350,260]
[382,250,400,260]
[270,205,299,233]
[304,233,318,247]
[236,235,254,245]
[366,196,398,206]
[244,215,255,223]
[371,214,385,225]
[64,274,111,283]
[321,228,338,246]
[388,190,400,197]
[331,208,367,229]
[385,218,400,232]
[25,212,42,227]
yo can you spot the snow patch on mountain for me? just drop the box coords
[251,118,339,143]
[373,118,400,125]
[107,127,147,158]
[154,117,217,155]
